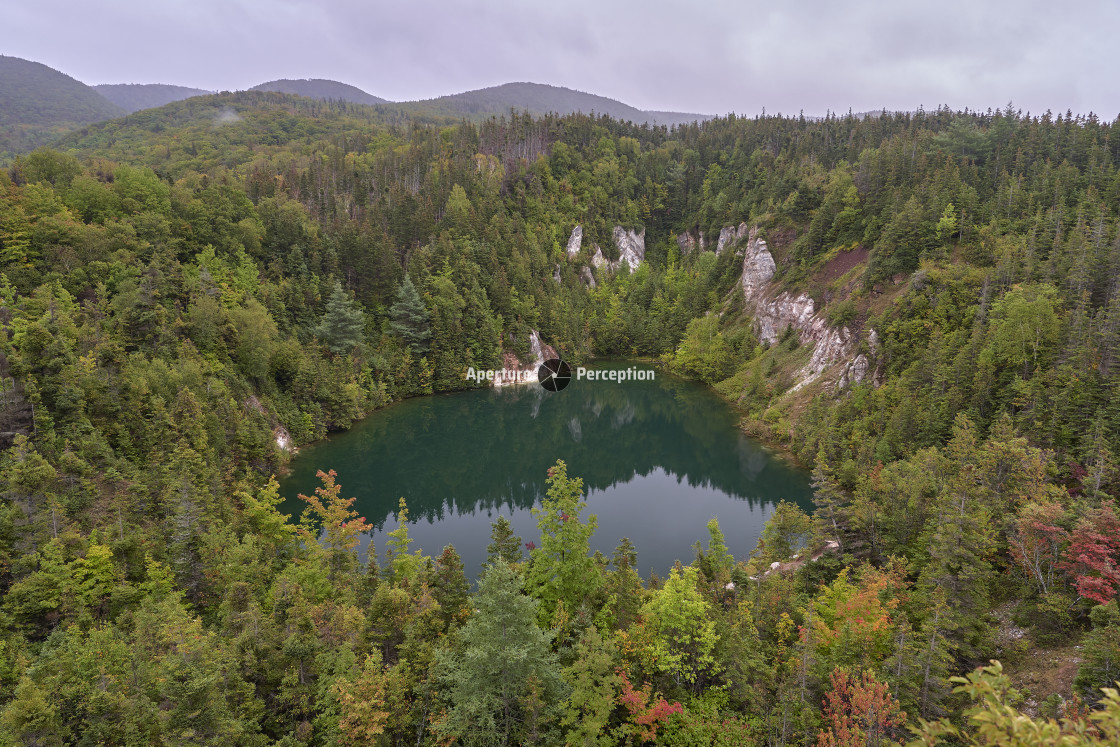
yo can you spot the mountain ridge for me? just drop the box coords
[387,81,711,126]
[1,54,714,157]
[0,55,125,153]
[249,78,388,105]
[94,83,213,113]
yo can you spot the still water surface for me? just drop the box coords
[279,362,813,578]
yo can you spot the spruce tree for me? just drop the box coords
[434,560,566,745]
[389,275,431,354]
[485,515,522,567]
[315,280,366,355]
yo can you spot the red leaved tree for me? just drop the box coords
[616,670,683,744]
[817,668,906,747]
[1060,500,1120,605]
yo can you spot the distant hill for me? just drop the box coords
[249,79,387,105]
[95,83,212,113]
[387,82,711,127]
[0,55,125,153]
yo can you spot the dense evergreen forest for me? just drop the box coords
[1,92,1120,744]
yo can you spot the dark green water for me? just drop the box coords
[278,362,813,578]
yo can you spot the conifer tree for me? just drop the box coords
[389,274,431,354]
[486,515,522,567]
[434,560,565,745]
[315,280,366,355]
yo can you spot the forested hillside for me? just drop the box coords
[1,93,1120,744]
[94,83,213,113]
[385,81,711,126]
[0,56,124,156]
[249,79,388,106]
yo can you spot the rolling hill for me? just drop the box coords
[386,81,711,126]
[0,55,125,153]
[249,78,387,105]
[94,83,212,113]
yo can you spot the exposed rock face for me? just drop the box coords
[274,426,296,453]
[613,226,645,271]
[496,330,557,387]
[569,226,646,277]
[677,231,706,254]
[740,227,872,391]
[741,229,776,303]
[838,354,870,389]
[566,225,583,257]
[590,245,608,269]
[717,222,749,254]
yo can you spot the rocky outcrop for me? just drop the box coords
[274,425,296,454]
[585,227,646,273]
[838,354,870,389]
[560,224,642,286]
[496,330,557,387]
[566,225,583,257]
[613,227,645,271]
[716,222,749,255]
[677,231,706,254]
[741,227,873,391]
[741,232,776,302]
[590,246,609,269]
[676,223,748,256]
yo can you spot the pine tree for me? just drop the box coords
[486,515,522,567]
[433,560,566,745]
[389,274,431,354]
[315,280,366,355]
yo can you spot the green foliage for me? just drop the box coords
[910,661,1120,745]
[434,560,566,745]
[526,460,603,626]
[637,565,720,693]
[755,500,812,564]
[486,515,522,567]
[669,314,737,384]
[388,274,431,354]
[1074,602,1120,703]
[1,91,1120,745]
[0,55,125,153]
[315,280,366,355]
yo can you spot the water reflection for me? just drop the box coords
[279,363,813,577]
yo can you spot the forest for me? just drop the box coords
[0,92,1119,744]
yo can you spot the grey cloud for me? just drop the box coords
[3,0,1117,118]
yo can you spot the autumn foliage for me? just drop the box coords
[617,670,683,743]
[816,668,906,747]
[1060,500,1120,605]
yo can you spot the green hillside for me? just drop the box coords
[249,77,388,105]
[94,82,212,112]
[2,91,1120,745]
[0,55,124,154]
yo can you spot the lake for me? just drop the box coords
[278,362,814,579]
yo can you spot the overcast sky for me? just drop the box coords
[4,0,1118,118]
